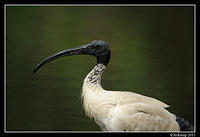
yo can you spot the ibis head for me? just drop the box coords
[33,40,111,73]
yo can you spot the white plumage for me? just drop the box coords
[33,40,193,131]
[81,64,179,131]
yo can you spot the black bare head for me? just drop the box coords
[33,40,111,73]
[86,40,111,65]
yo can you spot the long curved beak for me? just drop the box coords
[33,44,89,73]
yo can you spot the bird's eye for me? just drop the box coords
[92,45,99,49]
[90,44,103,51]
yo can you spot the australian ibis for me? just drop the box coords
[33,40,193,131]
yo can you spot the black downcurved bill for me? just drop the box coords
[33,45,88,73]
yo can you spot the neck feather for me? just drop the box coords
[84,64,106,87]
[81,64,106,118]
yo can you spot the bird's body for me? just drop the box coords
[81,64,179,131]
[33,40,193,131]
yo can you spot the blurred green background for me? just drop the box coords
[6,6,194,131]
